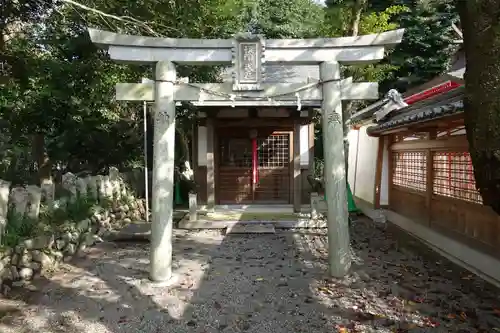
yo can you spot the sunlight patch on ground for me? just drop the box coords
[203,212,307,221]
[3,226,500,332]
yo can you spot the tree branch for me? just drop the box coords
[60,0,181,36]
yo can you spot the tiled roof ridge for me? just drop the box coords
[367,99,464,135]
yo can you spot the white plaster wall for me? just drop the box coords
[197,126,207,166]
[352,125,379,204]
[347,129,359,189]
[300,125,309,167]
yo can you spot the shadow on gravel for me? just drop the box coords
[1,216,500,333]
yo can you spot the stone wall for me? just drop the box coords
[0,167,147,294]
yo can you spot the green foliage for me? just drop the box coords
[3,211,37,248]
[2,194,115,247]
[322,0,458,94]
[52,197,100,223]
[0,0,460,195]
[253,0,324,38]
[359,5,409,34]
[315,2,410,162]
[1,0,325,185]
[376,0,459,91]
[314,0,459,164]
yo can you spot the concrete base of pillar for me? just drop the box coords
[310,192,319,220]
[145,273,180,287]
[189,193,198,222]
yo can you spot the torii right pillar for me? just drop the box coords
[320,61,351,277]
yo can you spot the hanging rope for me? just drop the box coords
[155,78,341,102]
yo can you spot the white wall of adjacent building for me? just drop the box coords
[347,125,389,206]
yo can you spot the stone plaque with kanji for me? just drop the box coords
[232,33,265,91]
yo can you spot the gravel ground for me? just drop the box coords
[1,217,500,333]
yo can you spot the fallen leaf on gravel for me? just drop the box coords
[423,318,439,327]
[317,287,333,295]
[336,326,347,333]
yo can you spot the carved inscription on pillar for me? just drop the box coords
[232,33,265,91]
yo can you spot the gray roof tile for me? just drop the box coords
[368,99,464,134]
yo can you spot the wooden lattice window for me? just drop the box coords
[392,151,426,191]
[432,151,482,204]
[220,138,252,167]
[257,134,289,168]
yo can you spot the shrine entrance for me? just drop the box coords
[87,26,404,281]
[217,128,291,204]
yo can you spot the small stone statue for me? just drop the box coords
[177,161,197,194]
[307,174,324,194]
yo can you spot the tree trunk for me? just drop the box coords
[32,133,52,185]
[0,24,7,83]
[343,0,366,182]
[458,0,500,215]
[348,0,366,36]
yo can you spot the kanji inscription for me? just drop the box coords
[240,43,258,82]
[232,33,265,91]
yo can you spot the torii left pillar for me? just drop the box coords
[150,61,176,282]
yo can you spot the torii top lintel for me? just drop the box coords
[87,28,405,66]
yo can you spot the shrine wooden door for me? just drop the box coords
[217,129,291,204]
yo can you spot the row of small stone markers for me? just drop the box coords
[0,167,148,293]
[0,167,132,230]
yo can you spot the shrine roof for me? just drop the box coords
[366,87,464,135]
[350,47,466,128]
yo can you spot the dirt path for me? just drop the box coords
[1,218,500,332]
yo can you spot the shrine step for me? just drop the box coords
[225,223,276,234]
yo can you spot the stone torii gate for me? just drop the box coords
[88,28,404,282]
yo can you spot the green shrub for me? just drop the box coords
[2,195,107,247]
[3,210,37,247]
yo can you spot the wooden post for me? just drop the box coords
[206,118,215,211]
[373,137,385,209]
[308,121,315,208]
[426,130,437,226]
[308,121,315,174]
[320,61,351,277]
[150,61,176,282]
[387,135,395,210]
[192,123,199,170]
[293,121,302,213]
